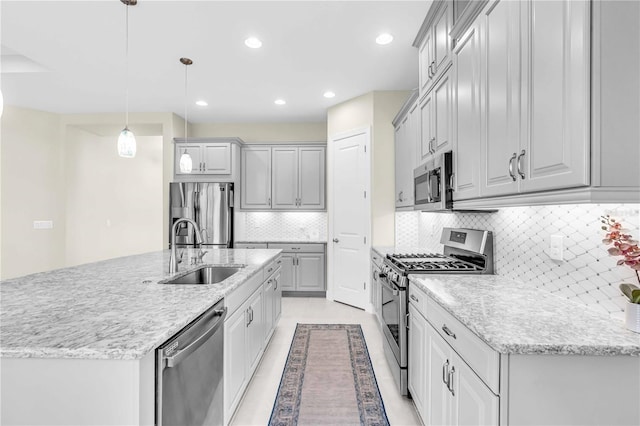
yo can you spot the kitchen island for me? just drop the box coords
[0,248,281,425]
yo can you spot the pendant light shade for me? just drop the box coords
[118,127,136,158]
[118,0,136,158]
[179,57,193,173]
[179,149,193,173]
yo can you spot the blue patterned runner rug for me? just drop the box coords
[268,324,390,426]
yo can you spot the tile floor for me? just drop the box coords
[230,297,421,425]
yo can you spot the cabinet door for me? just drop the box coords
[394,122,406,208]
[433,2,452,75]
[175,144,203,175]
[481,0,522,197]
[224,307,248,418]
[521,0,589,192]
[263,278,275,343]
[246,288,264,374]
[273,270,282,323]
[272,147,298,209]
[279,253,296,291]
[241,147,272,209]
[433,69,452,154]
[296,253,326,291]
[419,29,434,94]
[427,323,452,426]
[419,94,434,164]
[453,20,482,200]
[408,305,428,422]
[450,351,499,426]
[202,143,231,174]
[298,147,325,210]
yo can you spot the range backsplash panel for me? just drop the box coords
[396,204,640,320]
[235,211,327,242]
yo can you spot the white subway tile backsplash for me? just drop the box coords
[396,204,640,318]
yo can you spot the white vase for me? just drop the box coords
[625,302,640,333]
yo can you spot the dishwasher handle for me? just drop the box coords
[165,307,227,368]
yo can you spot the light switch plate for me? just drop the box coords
[549,234,564,261]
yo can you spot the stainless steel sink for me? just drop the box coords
[163,266,243,285]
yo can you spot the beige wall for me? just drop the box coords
[64,128,163,266]
[1,108,178,279]
[191,122,327,143]
[326,93,374,137]
[1,106,66,278]
[372,91,410,246]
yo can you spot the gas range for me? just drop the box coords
[378,228,493,397]
[380,228,494,288]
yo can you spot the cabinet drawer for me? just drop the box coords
[264,255,282,279]
[268,243,325,253]
[425,295,500,394]
[235,242,268,249]
[225,271,263,317]
[408,283,428,318]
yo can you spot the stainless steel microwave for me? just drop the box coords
[414,151,453,211]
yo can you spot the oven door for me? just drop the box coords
[379,276,407,367]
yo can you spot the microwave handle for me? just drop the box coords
[427,174,433,202]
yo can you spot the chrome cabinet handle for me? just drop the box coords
[268,197,271,206]
[448,366,456,395]
[406,313,410,330]
[442,359,450,386]
[517,149,526,179]
[442,324,456,339]
[449,173,455,192]
[398,191,404,202]
[274,278,278,290]
[246,309,251,327]
[410,294,419,303]
[508,153,517,181]
[333,238,339,243]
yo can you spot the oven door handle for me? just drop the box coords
[379,276,400,296]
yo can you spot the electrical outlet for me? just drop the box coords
[33,220,54,230]
[549,234,564,261]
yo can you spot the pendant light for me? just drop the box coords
[118,0,137,158]
[179,57,193,173]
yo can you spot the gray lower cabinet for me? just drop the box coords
[268,243,326,293]
[237,242,326,294]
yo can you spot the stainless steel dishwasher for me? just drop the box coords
[156,300,227,426]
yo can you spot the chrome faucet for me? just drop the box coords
[170,218,203,274]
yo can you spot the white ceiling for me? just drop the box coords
[1,0,431,123]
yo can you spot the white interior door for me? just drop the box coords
[330,128,370,310]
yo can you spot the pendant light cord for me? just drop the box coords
[184,62,188,141]
[125,3,130,128]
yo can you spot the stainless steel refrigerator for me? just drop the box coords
[169,182,233,248]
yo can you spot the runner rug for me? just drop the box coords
[268,324,390,426]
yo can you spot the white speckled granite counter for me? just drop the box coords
[236,239,327,244]
[0,248,280,360]
[409,275,640,356]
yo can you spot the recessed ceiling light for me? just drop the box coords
[195,100,208,107]
[323,91,336,99]
[274,99,286,106]
[376,33,394,45]
[244,37,262,49]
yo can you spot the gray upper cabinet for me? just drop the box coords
[174,138,241,182]
[416,0,453,97]
[241,147,272,209]
[241,145,325,211]
[393,91,419,209]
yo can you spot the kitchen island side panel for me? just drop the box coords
[0,351,155,425]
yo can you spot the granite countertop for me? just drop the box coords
[237,239,327,244]
[0,248,281,361]
[409,275,640,356]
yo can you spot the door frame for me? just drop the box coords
[327,126,372,311]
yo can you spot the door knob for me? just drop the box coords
[333,238,339,243]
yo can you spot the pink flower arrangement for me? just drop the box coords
[600,215,640,282]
